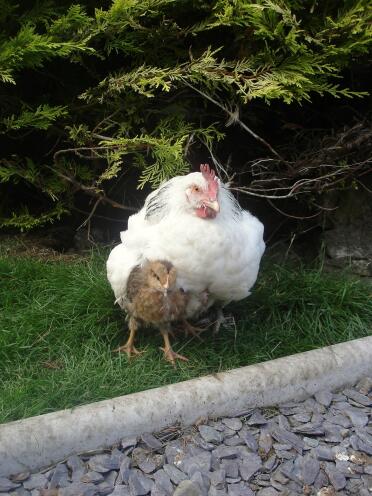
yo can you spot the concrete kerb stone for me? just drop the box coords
[1,336,371,477]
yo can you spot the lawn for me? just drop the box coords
[0,248,371,423]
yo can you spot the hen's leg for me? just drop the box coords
[213,307,225,335]
[213,307,236,335]
[160,325,188,367]
[114,317,143,357]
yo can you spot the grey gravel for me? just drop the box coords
[13,489,32,496]
[67,454,85,473]
[173,479,202,496]
[59,482,98,496]
[224,435,244,447]
[10,376,372,496]
[0,477,20,492]
[221,460,239,479]
[48,462,69,489]
[23,473,48,490]
[258,427,273,455]
[97,480,114,495]
[343,388,372,406]
[153,469,174,494]
[239,453,262,481]
[357,439,372,455]
[222,418,243,431]
[356,376,372,395]
[301,454,320,485]
[345,408,369,427]
[315,390,333,407]
[128,469,153,495]
[10,472,30,483]
[316,445,335,461]
[324,463,347,490]
[121,436,137,451]
[88,454,118,473]
[271,426,304,453]
[180,452,212,476]
[303,437,319,448]
[227,482,254,495]
[141,432,163,450]
[247,410,267,426]
[263,454,277,471]
[240,431,258,452]
[80,471,104,484]
[256,488,279,496]
[109,487,131,496]
[163,463,187,485]
[198,425,223,444]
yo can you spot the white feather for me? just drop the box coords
[107,171,265,317]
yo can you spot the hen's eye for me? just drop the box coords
[193,186,200,193]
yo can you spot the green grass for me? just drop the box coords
[0,250,371,424]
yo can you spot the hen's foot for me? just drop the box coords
[182,320,207,340]
[160,346,188,367]
[114,343,143,358]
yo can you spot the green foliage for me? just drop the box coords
[0,203,67,230]
[0,0,371,229]
[2,104,68,131]
[0,23,94,84]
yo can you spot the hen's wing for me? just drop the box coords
[208,209,265,302]
[106,243,141,308]
[107,185,168,306]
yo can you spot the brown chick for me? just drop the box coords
[114,260,190,366]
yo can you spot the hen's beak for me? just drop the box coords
[204,199,220,213]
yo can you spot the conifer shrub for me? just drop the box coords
[0,0,371,229]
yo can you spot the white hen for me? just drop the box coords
[107,164,265,318]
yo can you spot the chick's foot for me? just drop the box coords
[160,346,188,367]
[114,343,143,358]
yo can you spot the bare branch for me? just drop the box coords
[183,80,284,160]
[50,150,137,213]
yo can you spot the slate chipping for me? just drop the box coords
[5,377,371,496]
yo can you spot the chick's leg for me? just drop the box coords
[114,317,143,358]
[160,325,188,367]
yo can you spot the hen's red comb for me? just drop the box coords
[200,163,217,182]
[200,163,218,198]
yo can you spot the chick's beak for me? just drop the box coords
[204,199,220,213]
[163,276,169,291]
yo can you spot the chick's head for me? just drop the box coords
[146,260,177,292]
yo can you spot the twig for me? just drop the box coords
[183,80,284,160]
[48,147,136,212]
[200,138,233,183]
[57,169,135,212]
[92,110,120,134]
[72,206,131,222]
[92,133,115,141]
[267,199,321,220]
[77,198,102,230]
